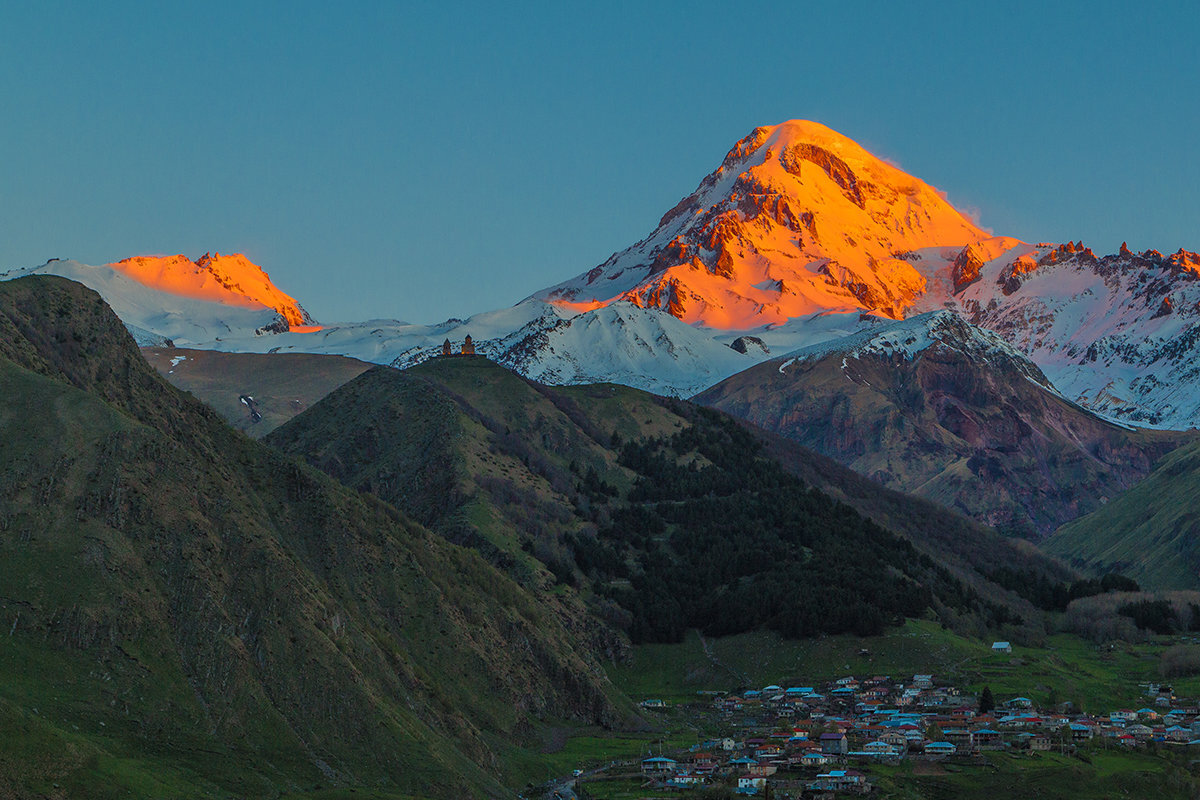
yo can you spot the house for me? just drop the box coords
[754,744,783,759]
[736,776,767,795]
[974,729,1002,750]
[991,641,1013,654]
[640,756,677,775]
[941,728,973,748]
[1069,723,1094,741]
[1030,734,1053,751]
[913,675,934,689]
[1127,724,1154,740]
[820,732,849,754]
[1167,725,1192,742]
[808,769,869,792]
[640,698,667,708]
[1006,697,1034,710]
[666,773,704,787]
[800,751,833,767]
[924,741,957,757]
[861,741,900,758]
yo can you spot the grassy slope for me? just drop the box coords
[0,276,626,798]
[1045,440,1200,590]
[142,347,371,437]
[869,750,1197,800]
[607,620,1200,713]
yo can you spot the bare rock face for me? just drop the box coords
[780,142,868,208]
[952,245,986,293]
[729,335,769,355]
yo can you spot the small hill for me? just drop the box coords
[0,276,627,798]
[1045,440,1200,590]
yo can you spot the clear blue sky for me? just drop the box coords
[3,1,1197,323]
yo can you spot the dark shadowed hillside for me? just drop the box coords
[0,276,630,799]
[1046,440,1200,591]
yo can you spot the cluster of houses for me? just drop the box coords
[629,673,1200,796]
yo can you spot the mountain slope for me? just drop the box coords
[0,275,627,798]
[1045,440,1200,590]
[695,312,1190,537]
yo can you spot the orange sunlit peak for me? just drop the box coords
[108,252,314,328]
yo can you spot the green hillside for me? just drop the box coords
[0,276,629,798]
[1046,440,1200,590]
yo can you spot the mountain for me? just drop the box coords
[1045,440,1200,590]
[267,354,1081,642]
[111,252,317,328]
[695,312,1190,537]
[8,122,1200,428]
[0,275,630,798]
[0,254,314,346]
[536,120,994,326]
[918,242,1200,430]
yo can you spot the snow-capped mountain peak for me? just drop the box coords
[111,252,316,328]
[535,119,992,328]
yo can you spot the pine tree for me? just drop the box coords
[979,685,996,714]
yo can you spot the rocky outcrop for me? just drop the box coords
[729,335,769,355]
[780,142,867,208]
[952,245,986,293]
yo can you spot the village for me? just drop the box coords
[570,640,1200,798]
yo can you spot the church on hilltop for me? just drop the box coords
[440,335,476,357]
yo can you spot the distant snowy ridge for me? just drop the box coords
[0,258,288,345]
[6,120,1200,426]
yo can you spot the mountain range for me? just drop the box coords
[7,121,1199,429]
[4,118,1198,572]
